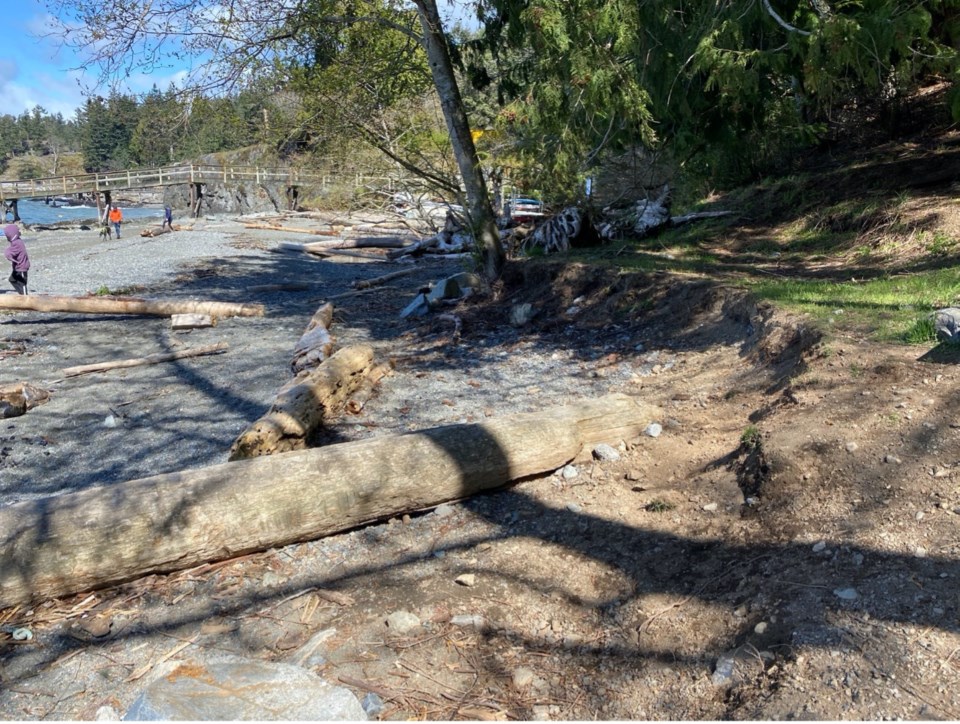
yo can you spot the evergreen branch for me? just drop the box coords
[762,0,812,36]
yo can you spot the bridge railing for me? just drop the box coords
[0,164,338,202]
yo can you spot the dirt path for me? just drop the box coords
[1,221,959,720]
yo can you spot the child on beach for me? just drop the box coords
[4,224,30,294]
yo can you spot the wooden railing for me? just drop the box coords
[0,164,394,202]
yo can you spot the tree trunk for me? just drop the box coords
[0,294,264,319]
[413,0,505,279]
[291,302,335,375]
[229,344,376,460]
[0,394,656,607]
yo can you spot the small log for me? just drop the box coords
[245,223,340,237]
[0,382,51,418]
[352,268,418,290]
[229,344,375,460]
[171,314,215,330]
[0,294,264,319]
[0,394,657,607]
[61,342,229,378]
[291,303,334,374]
[387,236,439,260]
[140,227,174,238]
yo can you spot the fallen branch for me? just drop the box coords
[0,294,264,319]
[353,268,418,290]
[61,342,229,378]
[302,247,390,261]
[304,238,409,250]
[0,394,657,607]
[387,236,439,260]
[669,210,734,225]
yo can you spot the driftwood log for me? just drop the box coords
[0,382,50,418]
[245,223,340,237]
[171,313,215,330]
[229,344,376,460]
[61,342,229,378]
[352,268,417,290]
[0,294,264,319]
[304,238,409,251]
[0,394,656,607]
[291,302,334,374]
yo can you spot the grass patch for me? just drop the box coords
[644,499,675,513]
[901,315,938,345]
[748,268,960,342]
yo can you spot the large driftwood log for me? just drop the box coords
[304,238,409,251]
[61,342,229,378]
[245,223,340,237]
[0,382,51,418]
[291,303,334,374]
[0,394,657,607]
[229,344,376,460]
[0,294,264,319]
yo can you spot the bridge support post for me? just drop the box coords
[3,200,19,223]
[286,186,299,211]
[190,183,204,218]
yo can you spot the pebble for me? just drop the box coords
[592,443,621,462]
[833,587,859,601]
[386,610,421,633]
[512,667,535,690]
[95,706,121,721]
[845,441,859,453]
[754,622,768,634]
[449,614,485,629]
[433,503,455,518]
[812,541,827,553]
[103,415,118,428]
[884,454,902,464]
[561,464,579,480]
[455,573,476,587]
[565,502,583,514]
[644,423,663,438]
[702,502,718,512]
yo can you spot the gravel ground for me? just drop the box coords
[0,214,465,505]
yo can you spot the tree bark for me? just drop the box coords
[413,0,505,279]
[0,295,264,319]
[229,344,376,460]
[0,394,656,607]
[61,342,229,378]
[291,303,335,375]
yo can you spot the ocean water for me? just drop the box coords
[8,198,164,226]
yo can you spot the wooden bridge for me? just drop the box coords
[0,163,396,220]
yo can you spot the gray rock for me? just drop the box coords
[711,649,754,687]
[399,292,430,319]
[433,503,456,519]
[935,308,960,344]
[512,667,535,690]
[845,441,859,453]
[833,587,859,601]
[123,657,366,721]
[449,614,485,629]
[644,423,663,438]
[591,443,621,462]
[361,693,383,718]
[702,502,718,512]
[454,573,477,587]
[96,705,121,721]
[561,464,579,480]
[386,610,421,633]
[426,272,483,306]
[510,303,536,327]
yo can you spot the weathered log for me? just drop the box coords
[249,283,312,293]
[61,342,229,378]
[304,238,409,251]
[229,344,375,460]
[0,294,264,319]
[171,313,215,330]
[387,236,439,260]
[302,247,389,261]
[0,394,656,607]
[0,382,51,418]
[352,268,417,290]
[291,303,334,374]
[245,223,340,237]
[140,226,175,238]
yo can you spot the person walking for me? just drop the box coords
[109,205,124,239]
[4,224,30,294]
[162,205,173,230]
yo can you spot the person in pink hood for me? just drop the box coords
[4,224,30,294]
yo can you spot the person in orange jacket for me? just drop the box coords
[108,205,123,239]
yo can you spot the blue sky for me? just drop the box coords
[3,0,479,120]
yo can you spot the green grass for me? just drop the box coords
[748,268,960,342]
